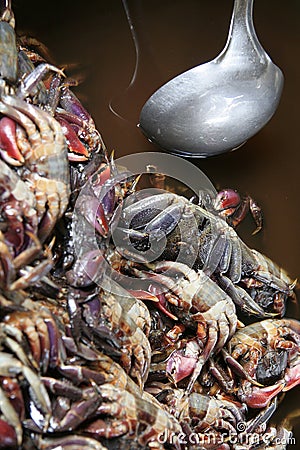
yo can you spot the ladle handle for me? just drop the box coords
[220,0,268,62]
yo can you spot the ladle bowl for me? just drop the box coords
[139,0,284,157]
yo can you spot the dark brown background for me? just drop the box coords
[14,0,300,444]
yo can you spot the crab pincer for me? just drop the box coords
[214,188,263,235]
[0,117,24,165]
[217,318,300,408]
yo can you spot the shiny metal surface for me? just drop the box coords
[139,0,284,157]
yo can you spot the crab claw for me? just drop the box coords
[0,116,24,165]
[166,340,201,384]
[214,189,241,212]
[283,363,300,391]
[128,286,178,321]
[166,351,197,384]
[148,284,178,321]
[92,161,112,191]
[60,85,95,127]
[128,289,159,302]
[56,115,89,160]
[239,382,284,409]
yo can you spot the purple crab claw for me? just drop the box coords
[214,188,262,235]
[166,340,201,384]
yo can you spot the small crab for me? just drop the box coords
[213,188,263,235]
[212,318,300,408]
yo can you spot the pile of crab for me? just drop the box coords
[0,1,299,449]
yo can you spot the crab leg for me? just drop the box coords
[16,63,65,99]
[217,274,275,317]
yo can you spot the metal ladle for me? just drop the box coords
[139,0,284,157]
